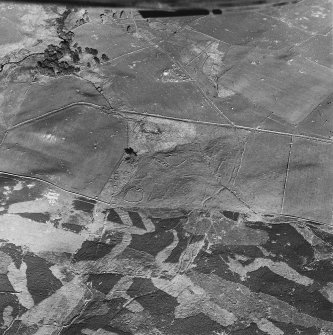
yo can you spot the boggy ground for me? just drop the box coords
[0,1,332,334]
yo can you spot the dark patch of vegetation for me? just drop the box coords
[127,211,145,229]
[24,253,63,304]
[62,222,84,233]
[223,210,239,221]
[87,273,122,294]
[124,147,137,155]
[73,240,116,262]
[126,25,136,33]
[85,47,98,56]
[73,197,96,214]
[101,53,110,61]
[124,147,138,162]
[104,208,123,225]
[36,10,80,76]
[71,50,80,63]
[212,8,222,14]
[18,212,50,223]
